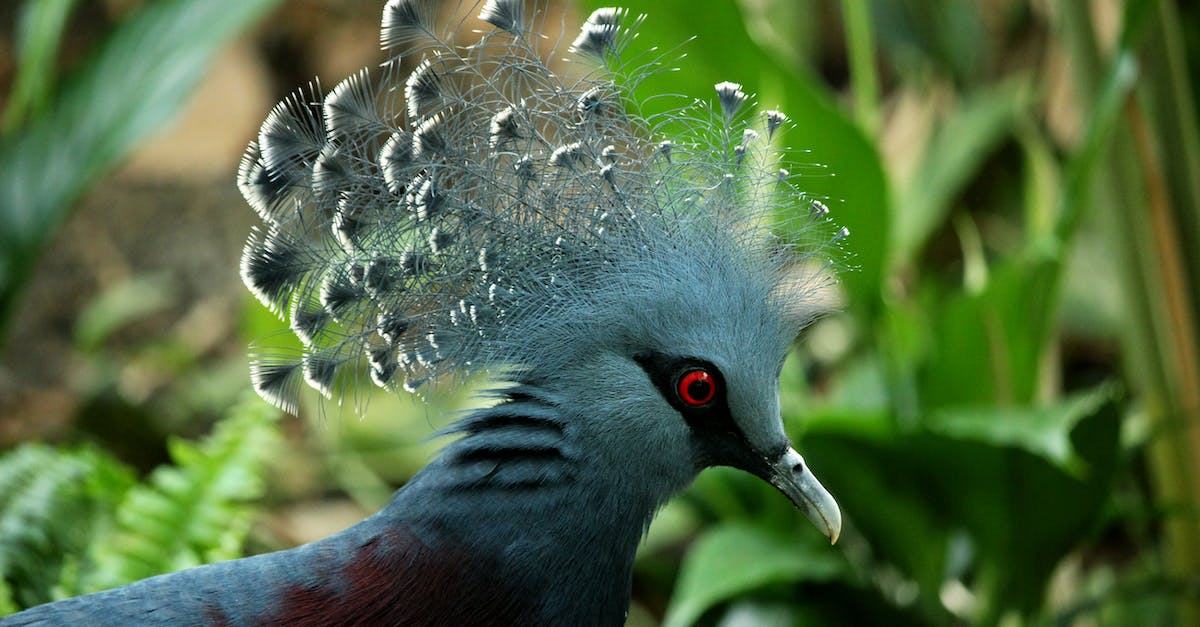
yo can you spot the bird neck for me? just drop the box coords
[375,385,680,621]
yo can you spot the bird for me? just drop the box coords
[3,0,845,624]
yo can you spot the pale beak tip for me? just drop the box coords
[772,447,842,545]
[814,498,841,545]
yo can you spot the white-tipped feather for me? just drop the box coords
[477,0,526,35]
[381,0,438,55]
[238,0,845,412]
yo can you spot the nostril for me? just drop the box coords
[792,461,805,474]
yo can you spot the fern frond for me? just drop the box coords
[78,395,281,594]
[0,444,134,611]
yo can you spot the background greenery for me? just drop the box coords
[1,0,1197,625]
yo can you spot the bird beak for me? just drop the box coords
[766,447,842,544]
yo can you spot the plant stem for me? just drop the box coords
[1058,0,1200,621]
[841,0,879,137]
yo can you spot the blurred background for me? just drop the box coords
[1,0,1197,624]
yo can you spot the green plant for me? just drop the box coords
[0,444,133,609]
[0,395,281,615]
[0,0,281,343]
[590,0,1200,624]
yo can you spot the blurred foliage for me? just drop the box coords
[0,443,133,610]
[74,396,280,595]
[607,0,1200,625]
[0,396,279,610]
[2,0,1199,626]
[0,0,281,341]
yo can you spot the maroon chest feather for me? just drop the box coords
[221,527,538,626]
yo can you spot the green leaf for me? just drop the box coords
[803,391,1122,619]
[2,0,78,132]
[924,383,1118,475]
[0,0,282,343]
[840,0,881,135]
[1054,52,1138,245]
[933,396,1122,619]
[0,581,16,616]
[870,0,989,86]
[663,523,844,627]
[0,445,134,610]
[800,424,953,601]
[892,78,1032,265]
[77,394,280,594]
[917,251,1061,408]
[73,274,178,352]
[1017,126,1062,250]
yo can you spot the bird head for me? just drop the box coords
[238,0,844,542]
[488,214,841,542]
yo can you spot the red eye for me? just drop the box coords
[677,369,716,407]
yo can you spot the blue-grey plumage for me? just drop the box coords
[3,0,846,624]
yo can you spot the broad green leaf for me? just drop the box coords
[800,428,952,600]
[840,0,882,135]
[924,383,1117,474]
[737,0,822,74]
[803,393,1121,619]
[932,396,1122,618]
[663,523,844,627]
[976,253,1062,404]
[915,280,998,407]
[0,0,282,343]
